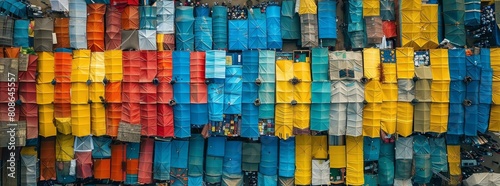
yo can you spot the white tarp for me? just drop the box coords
[21,155,38,186]
[346,102,363,137]
[329,51,363,81]
[312,160,330,185]
[50,0,69,12]
[139,30,157,50]
[329,103,347,135]
[74,136,94,152]
[394,179,412,186]
[330,81,347,103]
[157,0,175,34]
[396,136,414,160]
[464,173,500,186]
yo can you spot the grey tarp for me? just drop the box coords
[21,154,38,186]
[464,173,500,186]
[398,79,415,102]
[0,16,14,46]
[414,102,430,133]
[415,80,432,102]
[346,102,363,137]
[121,30,140,50]
[300,14,318,48]
[34,18,54,52]
[74,136,94,152]
[157,0,175,34]
[328,51,363,81]
[396,136,413,159]
[329,103,347,135]
[312,160,330,185]
[138,30,157,50]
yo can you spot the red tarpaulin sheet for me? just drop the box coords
[54,83,71,104]
[383,21,397,38]
[157,82,173,104]
[18,82,35,103]
[190,52,206,84]
[107,103,122,137]
[4,47,20,58]
[54,52,72,83]
[162,34,175,50]
[122,102,141,124]
[111,144,126,182]
[140,51,158,83]
[19,54,38,82]
[94,158,111,179]
[0,82,18,102]
[111,0,139,6]
[106,82,122,103]
[54,103,71,118]
[40,139,56,181]
[138,138,154,183]
[157,104,174,137]
[20,103,38,139]
[122,6,139,30]
[141,104,157,136]
[122,82,140,103]
[106,6,122,50]
[140,83,157,103]
[0,104,19,121]
[190,83,207,103]
[54,18,70,48]
[87,4,106,52]
[157,51,172,83]
[123,51,141,82]
[76,152,93,178]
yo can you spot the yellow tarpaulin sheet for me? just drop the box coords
[71,83,89,104]
[420,4,439,49]
[400,0,422,48]
[275,104,293,140]
[55,117,72,135]
[91,103,106,136]
[363,0,380,16]
[431,80,450,103]
[365,80,383,103]
[294,104,310,130]
[104,50,123,82]
[382,83,398,101]
[89,82,105,103]
[491,48,500,80]
[312,135,328,159]
[329,146,346,168]
[294,83,311,103]
[294,62,312,82]
[396,48,415,79]
[276,59,293,103]
[383,63,397,83]
[72,50,91,82]
[430,49,450,81]
[493,82,500,105]
[381,101,397,134]
[447,145,461,176]
[346,136,364,185]
[363,48,381,80]
[295,135,312,185]
[363,103,381,137]
[156,34,164,51]
[430,103,448,133]
[37,52,55,83]
[21,146,37,156]
[413,102,430,133]
[298,0,317,15]
[90,52,105,82]
[56,134,74,161]
[72,104,91,137]
[36,83,54,104]
[397,102,413,137]
[39,104,56,137]
[276,81,293,103]
[276,59,293,81]
[490,105,500,132]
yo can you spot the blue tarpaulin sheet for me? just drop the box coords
[464,0,481,27]
[446,134,461,145]
[364,174,378,186]
[189,135,205,177]
[139,6,157,30]
[194,17,213,51]
[347,0,363,31]
[242,50,259,83]
[205,156,223,182]
[259,82,275,118]
[311,81,331,103]
[207,137,226,157]
[312,48,329,81]
[224,66,243,114]
[241,103,259,138]
[175,6,195,51]
[173,103,191,138]
[448,103,464,135]
[259,50,276,82]
[248,9,267,49]
[126,174,138,185]
[310,104,329,131]
[92,136,111,158]
[223,141,242,176]
[414,135,431,154]
[258,173,278,186]
[379,142,395,185]
[171,168,188,186]
[467,80,480,104]
[126,142,140,159]
[267,5,282,49]
[429,137,448,172]
[173,82,191,104]
[191,104,208,125]
[195,6,210,17]
[228,20,249,50]
[466,54,481,80]
[364,137,381,161]
[449,81,466,104]
[212,6,228,49]
[206,50,226,79]
[154,140,171,180]
[171,140,189,168]
[478,104,491,133]
[318,1,336,39]
[480,48,491,67]
[260,136,278,176]
[448,49,466,81]
[13,19,29,47]
[465,104,478,136]
[279,138,295,177]
[208,81,224,121]
[414,154,432,184]
[442,0,466,46]
[242,82,258,104]
[480,68,493,104]
[281,0,300,39]
[172,51,191,82]
[85,0,109,4]
[189,176,204,186]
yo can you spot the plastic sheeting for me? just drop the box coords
[421,4,439,49]
[139,6,156,30]
[300,14,319,48]
[87,4,105,52]
[14,19,29,47]
[363,103,381,137]
[260,136,278,176]
[312,48,329,81]
[429,137,448,172]
[310,82,330,132]
[396,47,415,79]
[224,66,242,114]
[447,145,461,176]
[138,30,157,50]
[157,0,175,34]
[396,136,413,160]
[173,103,190,138]
[281,0,300,39]
[279,138,295,177]
[266,5,282,49]
[172,51,190,83]
[380,0,395,20]
[189,135,205,177]
[223,140,242,176]
[398,80,415,102]
[242,142,261,171]
[21,147,38,185]
[34,18,53,52]
[443,0,466,46]
[92,136,111,158]
[465,0,481,27]
[295,135,312,185]
[206,50,226,79]
[363,137,380,161]
[208,81,224,121]
[171,140,189,169]
[378,142,395,185]
[228,20,249,50]
[346,136,364,185]
[448,49,466,81]
[248,9,267,49]
[175,6,194,51]
[414,102,430,133]
[194,17,212,51]
[105,6,121,50]
[69,0,87,49]
[318,1,336,40]
[329,51,363,81]
[212,6,228,50]
[154,140,171,181]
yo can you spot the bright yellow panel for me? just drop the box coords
[363,103,382,137]
[90,52,105,83]
[276,81,293,103]
[156,34,164,51]
[55,117,71,135]
[363,0,380,16]
[275,104,293,140]
[104,50,123,82]
[430,103,448,133]
[295,134,312,185]
[36,83,54,104]
[431,80,450,103]
[430,49,450,81]
[37,52,55,83]
[293,104,310,130]
[493,82,500,105]
[490,105,500,132]
[71,83,89,104]
[88,82,105,103]
[72,104,91,137]
[39,104,56,137]
[382,63,397,83]
[298,0,317,14]
[56,133,74,161]
[491,48,500,76]
[363,48,381,80]
[91,103,106,136]
[293,82,311,103]
[72,50,91,82]
[447,145,461,175]
[396,48,415,79]
[293,62,311,82]
[329,146,346,168]
[381,101,397,134]
[312,135,328,159]
[397,102,413,137]
[346,136,364,186]
[382,83,398,101]
[365,80,383,103]
[401,10,421,23]
[276,59,293,81]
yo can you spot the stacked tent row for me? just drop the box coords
[317,1,336,47]
[172,51,191,138]
[430,49,449,134]
[157,51,174,137]
[380,49,397,135]
[190,52,208,127]
[175,6,194,51]
[194,7,212,51]
[413,50,432,134]
[299,0,318,48]
[206,50,226,135]
[212,6,228,50]
[156,0,175,50]
[363,0,383,45]
[258,50,276,136]
[395,47,414,137]
[18,53,38,143]
[311,48,330,132]
[241,50,260,138]
[346,0,365,49]
[398,0,439,49]
[69,0,87,49]
[442,0,466,47]
[380,0,397,39]
[37,51,56,137]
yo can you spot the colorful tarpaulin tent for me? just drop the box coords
[157,0,175,34]
[260,136,278,176]
[139,6,157,30]
[76,151,93,179]
[224,66,242,114]
[40,139,56,181]
[189,135,205,177]
[258,51,276,119]
[281,0,300,40]
[92,136,111,158]
[363,137,381,161]
[34,18,53,52]
[173,103,190,137]
[380,0,395,20]
[69,0,87,49]
[139,30,157,50]
[21,146,38,186]
[111,144,126,182]
[300,14,319,47]
[228,20,249,50]
[212,6,228,49]
[175,6,195,51]
[396,47,415,79]
[171,139,189,169]
[449,49,466,81]
[365,16,384,44]
[378,142,395,185]
[248,9,267,49]
[14,19,29,47]
[414,135,432,184]
[205,155,223,183]
[223,140,242,177]
[122,6,139,30]
[87,4,106,52]
[318,1,336,40]
[154,140,171,181]
[414,102,430,133]
[310,81,330,132]
[442,0,466,46]
[295,135,312,185]
[266,5,282,49]
[464,0,481,27]
[329,51,363,81]
[105,6,121,50]
[242,142,261,171]
[0,16,13,46]
[194,16,213,51]
[346,136,364,185]
[138,138,154,183]
[279,138,295,177]
[121,30,139,50]
[312,48,329,81]
[421,4,439,49]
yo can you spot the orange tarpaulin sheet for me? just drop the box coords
[140,83,157,103]
[122,6,139,30]
[54,51,72,83]
[191,83,207,103]
[157,104,174,137]
[54,18,70,48]
[140,51,158,83]
[126,159,139,174]
[105,82,122,103]
[191,52,206,83]
[94,158,111,179]
[87,4,106,52]
[122,82,140,103]
[54,103,71,118]
[122,102,141,124]
[40,139,56,181]
[123,51,141,82]
[105,6,122,50]
[158,82,173,104]
[141,104,157,136]
[138,138,154,183]
[19,82,36,103]
[157,51,173,83]
[54,83,71,104]
[106,103,122,137]
[4,47,20,58]
[111,144,126,182]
